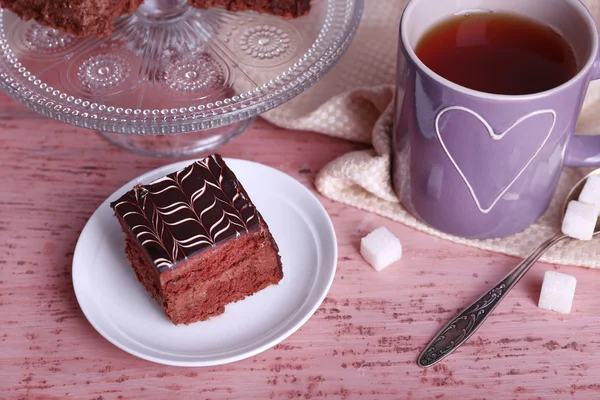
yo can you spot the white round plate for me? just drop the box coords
[72,158,337,367]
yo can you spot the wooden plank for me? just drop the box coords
[1,92,599,400]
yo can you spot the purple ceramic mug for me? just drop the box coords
[393,0,600,239]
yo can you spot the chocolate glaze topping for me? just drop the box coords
[111,155,260,272]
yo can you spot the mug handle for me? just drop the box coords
[565,61,600,167]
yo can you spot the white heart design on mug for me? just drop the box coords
[435,106,557,214]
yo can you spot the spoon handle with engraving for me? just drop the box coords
[417,232,566,368]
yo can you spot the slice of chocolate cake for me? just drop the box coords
[110,155,283,325]
[0,0,144,37]
[2,0,311,37]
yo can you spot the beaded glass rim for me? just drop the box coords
[0,0,362,135]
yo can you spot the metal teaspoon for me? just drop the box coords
[418,168,600,368]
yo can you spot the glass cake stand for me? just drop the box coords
[0,0,362,157]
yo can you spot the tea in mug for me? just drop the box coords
[415,12,578,95]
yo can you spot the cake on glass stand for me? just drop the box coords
[0,0,362,157]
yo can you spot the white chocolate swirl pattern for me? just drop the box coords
[111,155,260,272]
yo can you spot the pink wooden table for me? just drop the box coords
[1,91,600,399]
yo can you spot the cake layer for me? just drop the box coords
[190,0,311,18]
[162,222,281,324]
[120,196,282,325]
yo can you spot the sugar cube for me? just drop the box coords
[538,270,577,314]
[561,200,599,241]
[578,175,600,213]
[360,227,402,271]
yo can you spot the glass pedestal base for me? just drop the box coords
[0,0,362,156]
[98,118,254,157]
